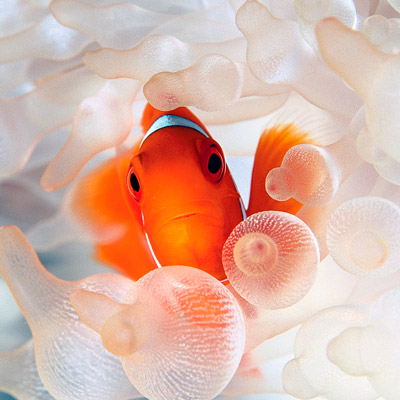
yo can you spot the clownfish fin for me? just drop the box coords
[70,153,157,280]
[247,123,315,216]
[141,103,209,135]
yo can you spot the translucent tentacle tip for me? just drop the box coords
[222,211,320,309]
[327,289,400,400]
[282,306,373,400]
[266,144,340,206]
[0,225,139,400]
[71,266,246,400]
[326,197,400,277]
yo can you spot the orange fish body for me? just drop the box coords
[125,105,245,281]
[72,104,312,281]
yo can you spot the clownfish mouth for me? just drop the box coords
[165,211,224,228]
[170,212,199,221]
[149,210,226,239]
[157,211,225,232]
[148,200,227,231]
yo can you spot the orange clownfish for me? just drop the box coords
[72,104,312,281]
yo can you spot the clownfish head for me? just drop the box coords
[125,104,246,281]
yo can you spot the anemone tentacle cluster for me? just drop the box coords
[1,1,400,400]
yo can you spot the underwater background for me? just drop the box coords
[1,0,400,399]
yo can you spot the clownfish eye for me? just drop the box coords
[203,145,225,183]
[208,153,222,174]
[127,167,141,201]
[130,172,140,192]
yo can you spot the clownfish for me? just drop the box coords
[72,104,312,281]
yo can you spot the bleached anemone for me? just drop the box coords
[71,266,245,400]
[1,1,400,400]
[327,289,400,400]
[327,196,400,277]
[0,226,139,400]
[266,144,341,206]
[222,211,319,309]
[265,118,362,207]
[282,306,375,400]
